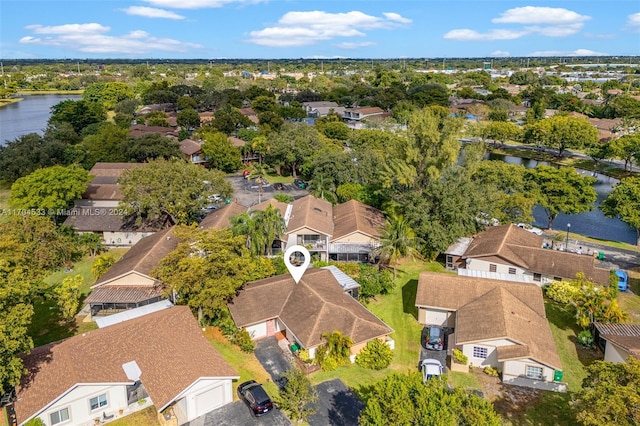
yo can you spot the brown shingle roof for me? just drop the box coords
[287,195,333,236]
[250,199,289,218]
[199,202,248,230]
[88,163,145,178]
[228,136,246,147]
[594,323,640,358]
[228,269,392,348]
[416,272,561,370]
[14,306,238,423]
[179,139,202,156]
[462,224,610,285]
[62,207,167,233]
[84,285,164,304]
[332,200,384,241]
[93,227,178,287]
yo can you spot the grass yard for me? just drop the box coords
[447,371,481,390]
[204,326,280,399]
[107,406,160,426]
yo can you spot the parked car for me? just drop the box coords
[424,325,444,351]
[516,223,544,236]
[293,178,307,189]
[615,269,629,291]
[273,182,285,191]
[420,358,444,381]
[237,380,274,417]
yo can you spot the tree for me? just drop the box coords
[209,104,252,135]
[524,165,597,229]
[92,254,116,279]
[9,165,90,212]
[199,130,242,173]
[376,216,420,279]
[608,134,640,172]
[275,367,318,424]
[0,133,69,183]
[81,122,129,165]
[122,134,182,163]
[153,226,275,322]
[526,115,599,156]
[355,339,393,370]
[230,205,285,256]
[315,330,353,371]
[78,232,105,258]
[354,264,394,303]
[572,358,640,426]
[82,82,134,110]
[49,99,106,134]
[602,176,640,246]
[54,275,83,322]
[266,122,324,177]
[118,158,232,225]
[177,108,201,131]
[359,372,501,426]
[482,121,522,147]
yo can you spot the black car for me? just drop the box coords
[293,178,307,189]
[273,182,285,191]
[237,380,274,417]
[424,325,444,351]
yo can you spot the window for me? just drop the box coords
[533,273,542,282]
[472,346,488,359]
[89,394,108,411]
[489,264,497,272]
[508,267,516,274]
[446,255,453,269]
[526,365,543,380]
[50,408,70,425]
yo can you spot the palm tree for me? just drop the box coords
[230,207,285,256]
[309,173,337,203]
[376,215,421,280]
[258,204,286,256]
[249,163,271,204]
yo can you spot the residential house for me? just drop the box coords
[199,202,248,230]
[593,322,640,364]
[228,268,393,361]
[228,136,259,163]
[179,139,207,165]
[302,101,346,118]
[64,163,172,247]
[343,106,386,122]
[84,227,178,317]
[239,107,259,124]
[444,224,611,286]
[13,306,238,426]
[129,124,177,139]
[330,199,385,263]
[283,195,334,261]
[415,272,565,392]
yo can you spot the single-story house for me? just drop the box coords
[330,200,385,263]
[13,306,238,426]
[179,139,207,165]
[444,224,611,286]
[343,107,386,122]
[415,272,565,392]
[302,101,346,118]
[84,227,178,317]
[228,268,393,361]
[593,322,640,364]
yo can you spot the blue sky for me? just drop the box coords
[1,1,638,59]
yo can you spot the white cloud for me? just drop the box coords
[527,48,608,57]
[490,50,510,57]
[142,0,264,9]
[336,41,376,49]
[121,6,185,19]
[20,23,201,54]
[526,23,584,37]
[492,6,590,25]
[443,28,527,41]
[628,12,640,31]
[246,10,411,47]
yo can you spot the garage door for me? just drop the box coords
[195,384,225,417]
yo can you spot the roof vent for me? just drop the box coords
[122,361,142,381]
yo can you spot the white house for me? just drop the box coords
[415,272,565,392]
[593,322,640,364]
[13,306,238,426]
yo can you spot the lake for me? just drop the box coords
[487,152,637,245]
[0,94,81,145]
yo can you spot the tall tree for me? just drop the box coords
[602,176,640,246]
[9,165,91,212]
[572,358,640,426]
[54,275,83,322]
[266,123,324,177]
[122,134,182,163]
[230,205,285,256]
[118,158,232,225]
[199,130,242,173]
[0,133,68,183]
[49,99,106,135]
[608,134,640,172]
[525,115,599,156]
[376,216,420,279]
[524,165,597,230]
[275,367,318,424]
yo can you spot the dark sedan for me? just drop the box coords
[237,380,274,417]
[273,182,285,191]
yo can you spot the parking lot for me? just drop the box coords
[226,175,309,208]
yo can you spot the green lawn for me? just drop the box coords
[107,406,160,426]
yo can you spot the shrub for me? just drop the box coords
[483,366,501,377]
[452,348,468,364]
[577,330,594,348]
[318,355,339,372]
[231,328,255,353]
[297,349,315,365]
[355,339,393,370]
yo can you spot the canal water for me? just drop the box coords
[0,94,81,145]
[487,152,637,245]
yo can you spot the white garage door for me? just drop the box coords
[195,385,225,417]
[426,309,448,326]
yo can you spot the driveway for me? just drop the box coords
[308,379,364,426]
[185,400,291,426]
[419,326,452,372]
[254,336,293,387]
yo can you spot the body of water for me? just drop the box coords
[487,153,637,245]
[0,94,81,145]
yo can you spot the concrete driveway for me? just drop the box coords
[185,400,291,426]
[308,379,364,426]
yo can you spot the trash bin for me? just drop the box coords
[553,370,563,382]
[290,342,300,353]
[597,251,605,260]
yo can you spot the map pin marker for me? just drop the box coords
[284,245,311,284]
